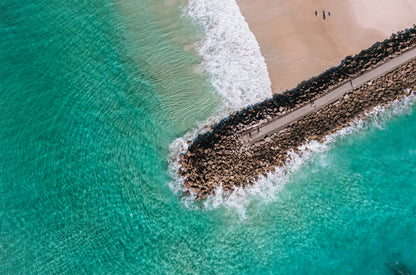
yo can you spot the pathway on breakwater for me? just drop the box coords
[243,47,416,143]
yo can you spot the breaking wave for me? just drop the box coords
[184,0,272,109]
[167,0,273,211]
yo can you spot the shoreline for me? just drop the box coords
[179,26,416,199]
[236,0,416,93]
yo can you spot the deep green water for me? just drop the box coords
[1,1,415,274]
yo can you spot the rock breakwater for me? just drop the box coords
[179,26,416,199]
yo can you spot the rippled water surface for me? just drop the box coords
[1,1,415,274]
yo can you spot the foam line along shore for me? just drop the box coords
[185,0,272,108]
[167,0,273,199]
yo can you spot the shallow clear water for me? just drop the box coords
[1,1,415,274]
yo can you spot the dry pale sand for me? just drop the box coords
[236,0,416,93]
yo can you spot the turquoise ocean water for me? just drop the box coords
[1,1,415,273]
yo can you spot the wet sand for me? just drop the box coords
[236,0,416,93]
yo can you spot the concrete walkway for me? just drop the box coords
[243,47,416,143]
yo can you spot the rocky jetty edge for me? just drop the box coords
[179,26,416,199]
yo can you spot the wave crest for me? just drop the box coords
[185,0,272,108]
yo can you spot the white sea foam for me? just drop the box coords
[184,0,272,109]
[169,91,416,219]
[167,0,272,204]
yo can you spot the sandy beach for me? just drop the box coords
[236,0,416,93]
